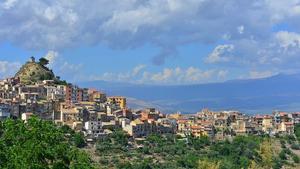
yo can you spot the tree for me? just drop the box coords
[295,124,300,141]
[111,129,129,146]
[258,139,274,168]
[0,117,94,169]
[292,154,300,163]
[198,159,220,169]
[279,150,286,160]
[73,133,86,148]
[248,160,262,169]
[39,57,49,66]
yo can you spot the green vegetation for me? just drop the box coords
[94,130,296,169]
[273,125,300,168]
[291,143,300,150]
[296,124,300,141]
[0,117,94,169]
[1,119,299,169]
[15,58,56,84]
[39,57,50,66]
[14,57,71,85]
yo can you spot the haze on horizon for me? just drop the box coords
[0,0,300,85]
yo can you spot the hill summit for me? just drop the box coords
[15,57,57,84]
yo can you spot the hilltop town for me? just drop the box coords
[0,57,299,141]
[1,57,300,168]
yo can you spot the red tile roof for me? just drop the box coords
[284,122,294,125]
[255,115,264,119]
[190,125,203,130]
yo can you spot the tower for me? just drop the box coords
[29,56,35,63]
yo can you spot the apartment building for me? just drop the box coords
[108,96,127,109]
[88,89,107,103]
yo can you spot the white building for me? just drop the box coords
[84,121,103,136]
[45,85,65,100]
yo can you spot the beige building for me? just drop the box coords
[177,119,195,134]
[108,96,127,109]
[58,103,84,130]
[278,122,294,134]
[88,89,107,103]
[262,115,273,133]
[123,119,154,137]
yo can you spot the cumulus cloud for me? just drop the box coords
[40,51,83,82]
[1,0,18,10]
[249,70,275,79]
[90,64,146,82]
[1,0,299,65]
[275,31,300,50]
[205,44,234,63]
[44,50,58,65]
[0,0,300,83]
[0,61,21,78]
[132,64,146,76]
[92,65,223,84]
[205,30,300,72]
[217,70,229,79]
[140,66,217,84]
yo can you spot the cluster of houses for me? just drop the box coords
[173,109,299,140]
[0,77,176,140]
[0,77,299,141]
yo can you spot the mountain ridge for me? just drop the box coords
[77,73,300,114]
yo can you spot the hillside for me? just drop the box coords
[15,57,56,84]
[78,73,300,114]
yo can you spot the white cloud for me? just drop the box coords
[38,51,83,82]
[203,30,300,69]
[218,70,228,79]
[0,61,21,78]
[132,64,146,76]
[0,0,300,78]
[90,65,221,84]
[0,0,298,64]
[275,31,300,50]
[142,66,217,84]
[44,50,59,65]
[249,70,275,79]
[148,68,173,82]
[90,64,147,82]
[265,0,300,22]
[206,44,234,63]
[1,0,18,9]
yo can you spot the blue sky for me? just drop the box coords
[1,0,300,85]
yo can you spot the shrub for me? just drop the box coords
[273,161,283,169]
[279,151,287,160]
[73,132,86,148]
[287,135,296,141]
[291,143,300,150]
[292,154,300,163]
[282,148,292,155]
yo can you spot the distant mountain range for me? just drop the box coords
[77,73,300,114]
